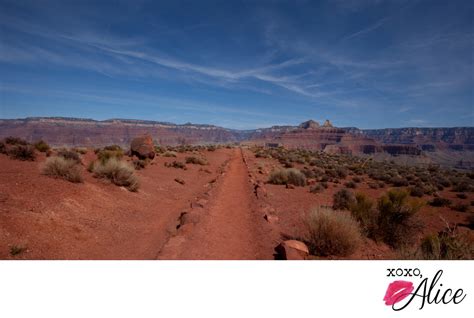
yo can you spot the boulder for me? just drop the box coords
[130,134,155,160]
[276,240,309,260]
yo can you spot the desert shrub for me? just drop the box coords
[268,168,306,186]
[352,176,362,183]
[103,145,122,152]
[349,193,377,236]
[376,189,423,248]
[185,156,207,165]
[7,145,36,161]
[409,186,424,198]
[133,159,148,170]
[301,168,315,179]
[368,182,379,189]
[34,140,50,152]
[165,161,187,170]
[335,167,348,178]
[390,176,409,187]
[310,184,324,193]
[4,136,27,145]
[57,149,81,163]
[73,147,88,154]
[97,147,123,163]
[305,207,362,257]
[162,151,177,158]
[207,145,216,152]
[429,197,451,207]
[333,189,355,210]
[344,181,356,189]
[451,203,469,212]
[92,158,139,192]
[10,245,27,256]
[456,193,468,199]
[419,227,473,260]
[452,181,472,192]
[42,156,83,183]
[0,141,5,154]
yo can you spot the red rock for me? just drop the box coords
[130,134,155,160]
[276,240,309,260]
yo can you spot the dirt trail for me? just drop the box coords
[158,148,274,260]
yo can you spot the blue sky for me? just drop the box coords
[0,0,472,129]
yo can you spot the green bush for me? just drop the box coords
[34,140,50,152]
[268,168,306,186]
[419,228,472,260]
[376,189,423,248]
[7,145,36,161]
[4,136,28,145]
[43,156,83,183]
[429,197,451,207]
[349,193,377,236]
[333,189,355,210]
[305,207,362,257]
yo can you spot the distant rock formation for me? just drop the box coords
[298,120,320,129]
[323,120,333,127]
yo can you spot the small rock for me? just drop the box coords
[264,214,279,223]
[276,240,309,260]
[254,182,267,199]
[286,184,295,189]
[174,178,185,185]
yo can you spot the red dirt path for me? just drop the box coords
[158,149,275,260]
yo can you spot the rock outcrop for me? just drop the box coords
[323,119,333,127]
[299,120,320,129]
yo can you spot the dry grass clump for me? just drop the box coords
[57,149,81,163]
[96,145,123,163]
[305,207,362,256]
[92,158,139,191]
[185,156,207,165]
[162,151,177,158]
[268,168,306,186]
[43,156,83,183]
[164,161,187,170]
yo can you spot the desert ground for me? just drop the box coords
[0,138,473,260]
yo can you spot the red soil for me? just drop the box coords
[0,149,233,259]
[1,147,472,260]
